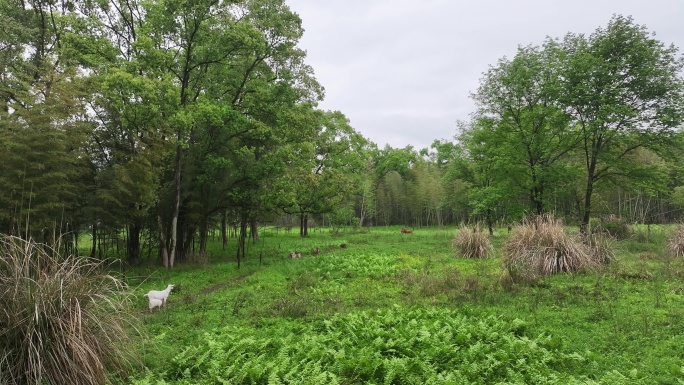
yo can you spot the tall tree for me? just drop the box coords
[472,44,579,215]
[451,120,518,233]
[0,0,91,240]
[286,110,368,236]
[558,15,684,231]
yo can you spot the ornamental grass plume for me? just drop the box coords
[453,226,493,259]
[667,224,684,258]
[0,235,139,385]
[503,214,602,283]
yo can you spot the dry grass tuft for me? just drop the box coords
[0,235,139,385]
[667,225,684,258]
[585,231,615,265]
[503,215,602,283]
[452,226,493,259]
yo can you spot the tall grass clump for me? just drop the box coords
[585,231,615,265]
[667,225,684,258]
[0,235,138,385]
[452,226,493,259]
[503,215,600,283]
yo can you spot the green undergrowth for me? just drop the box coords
[121,226,684,384]
[131,307,609,385]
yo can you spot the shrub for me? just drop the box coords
[593,215,631,240]
[452,226,493,259]
[503,215,601,283]
[0,235,138,385]
[667,225,684,258]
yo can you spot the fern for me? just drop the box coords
[133,307,603,384]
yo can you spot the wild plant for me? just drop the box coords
[594,215,631,240]
[0,235,138,385]
[666,224,684,258]
[503,214,600,283]
[137,307,588,384]
[585,231,616,265]
[452,226,493,259]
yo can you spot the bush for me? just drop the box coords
[0,235,139,385]
[667,225,684,258]
[452,226,493,259]
[503,215,601,283]
[592,215,631,240]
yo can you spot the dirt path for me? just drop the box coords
[193,271,257,298]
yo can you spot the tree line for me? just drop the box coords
[0,1,682,267]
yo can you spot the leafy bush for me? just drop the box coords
[593,215,631,240]
[503,215,601,283]
[0,235,138,385]
[452,226,493,259]
[309,252,397,279]
[667,225,684,258]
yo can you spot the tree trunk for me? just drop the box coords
[581,168,596,234]
[236,214,248,270]
[168,145,182,268]
[359,190,367,227]
[127,223,141,264]
[486,208,494,236]
[221,210,227,249]
[199,218,208,255]
[250,217,259,243]
[89,222,97,258]
[299,212,309,237]
[157,214,170,268]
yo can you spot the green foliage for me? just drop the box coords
[132,307,586,384]
[121,226,684,384]
[0,235,139,385]
[558,15,684,228]
[308,251,398,279]
[471,43,579,215]
[593,215,632,240]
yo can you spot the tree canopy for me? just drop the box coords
[1,7,683,265]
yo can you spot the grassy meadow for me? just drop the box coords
[122,225,684,384]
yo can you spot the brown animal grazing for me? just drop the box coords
[289,251,302,259]
[401,227,413,235]
[312,247,320,256]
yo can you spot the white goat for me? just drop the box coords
[145,297,164,312]
[144,284,174,307]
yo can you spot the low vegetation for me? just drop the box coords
[667,224,684,258]
[453,225,493,259]
[113,224,684,384]
[0,236,139,385]
[502,215,609,284]
[5,223,684,384]
[591,215,632,240]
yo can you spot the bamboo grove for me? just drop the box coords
[1,1,683,266]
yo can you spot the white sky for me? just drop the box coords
[286,0,684,151]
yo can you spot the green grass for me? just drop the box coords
[108,226,684,384]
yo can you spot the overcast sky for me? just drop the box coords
[286,0,684,151]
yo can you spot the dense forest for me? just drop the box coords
[1,0,683,267]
